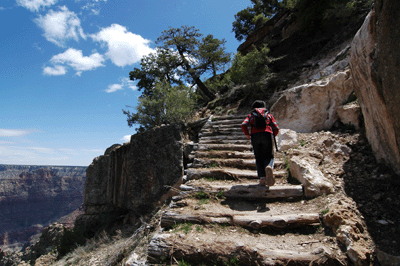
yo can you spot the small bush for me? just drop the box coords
[57,228,86,258]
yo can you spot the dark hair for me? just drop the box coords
[252,100,266,109]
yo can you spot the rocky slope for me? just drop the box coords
[0,165,86,248]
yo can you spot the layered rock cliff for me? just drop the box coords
[0,165,86,247]
[75,124,184,237]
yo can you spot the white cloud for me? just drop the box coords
[106,84,123,93]
[17,0,58,12]
[106,77,137,93]
[43,65,67,75]
[121,135,131,143]
[35,6,85,47]
[91,24,154,67]
[26,146,54,154]
[45,48,105,76]
[0,129,31,137]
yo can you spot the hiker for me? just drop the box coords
[241,100,279,186]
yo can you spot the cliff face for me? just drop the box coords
[350,1,400,174]
[0,165,86,246]
[75,124,183,236]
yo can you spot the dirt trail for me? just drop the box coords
[146,115,368,265]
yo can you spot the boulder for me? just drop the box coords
[271,70,353,133]
[350,6,400,174]
[289,156,334,197]
[276,129,298,151]
[336,102,361,130]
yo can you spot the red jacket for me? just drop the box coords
[241,108,279,136]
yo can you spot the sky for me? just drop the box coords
[0,0,250,167]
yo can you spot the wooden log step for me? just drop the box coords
[200,127,243,134]
[209,115,247,121]
[199,131,244,137]
[191,150,254,159]
[199,134,248,141]
[199,139,250,145]
[191,158,256,169]
[161,211,320,230]
[191,158,285,171]
[186,168,287,181]
[197,144,252,152]
[148,233,345,265]
[203,184,304,199]
[203,121,244,128]
[187,168,257,180]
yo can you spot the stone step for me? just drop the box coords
[148,232,345,265]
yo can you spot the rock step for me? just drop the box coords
[161,211,321,230]
[187,168,287,180]
[148,233,345,265]
[191,158,284,170]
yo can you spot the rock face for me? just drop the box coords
[0,165,86,246]
[350,3,400,174]
[75,124,184,236]
[271,70,354,132]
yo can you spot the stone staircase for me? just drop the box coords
[147,115,347,265]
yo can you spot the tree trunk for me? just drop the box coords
[178,50,216,100]
[193,76,216,100]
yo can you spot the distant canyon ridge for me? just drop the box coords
[0,164,86,247]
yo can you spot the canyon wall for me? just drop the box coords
[0,165,86,245]
[350,1,400,174]
[75,124,184,236]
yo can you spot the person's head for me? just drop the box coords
[252,100,266,109]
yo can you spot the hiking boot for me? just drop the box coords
[259,177,266,186]
[265,166,275,186]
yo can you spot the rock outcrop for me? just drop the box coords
[350,3,400,174]
[75,124,184,236]
[0,165,86,247]
[271,70,354,132]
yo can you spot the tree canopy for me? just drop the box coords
[130,25,231,101]
[232,0,289,41]
[123,81,195,132]
[125,26,231,130]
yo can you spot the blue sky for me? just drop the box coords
[0,0,249,166]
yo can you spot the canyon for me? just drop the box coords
[0,165,86,248]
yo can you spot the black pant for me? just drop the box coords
[251,132,274,178]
